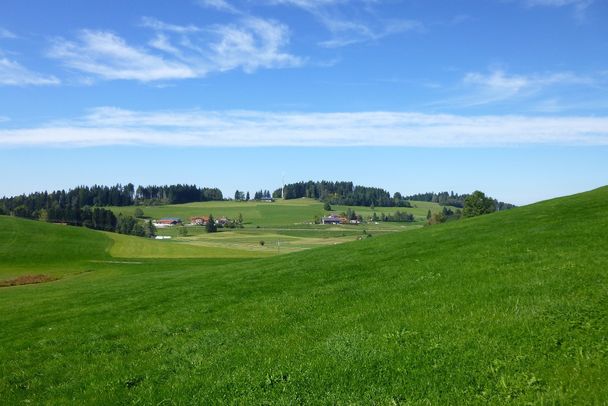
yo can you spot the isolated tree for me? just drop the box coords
[144,219,156,238]
[324,202,332,211]
[463,191,495,218]
[246,192,250,201]
[206,214,218,233]
[134,207,144,218]
[426,209,432,220]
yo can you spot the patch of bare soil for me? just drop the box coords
[0,274,58,287]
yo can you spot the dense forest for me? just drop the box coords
[135,184,223,204]
[404,191,515,210]
[0,183,222,237]
[273,181,411,207]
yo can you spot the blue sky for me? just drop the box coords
[1,0,607,204]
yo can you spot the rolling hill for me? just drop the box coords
[0,187,607,403]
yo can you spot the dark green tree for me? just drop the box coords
[463,191,496,218]
[323,202,332,211]
[206,214,218,233]
[144,220,156,237]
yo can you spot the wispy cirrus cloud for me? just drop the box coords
[140,16,201,33]
[1,107,607,147]
[47,17,302,82]
[0,56,60,86]
[267,0,423,47]
[196,0,240,13]
[48,30,196,82]
[429,68,603,109]
[522,0,594,19]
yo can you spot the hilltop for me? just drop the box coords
[0,187,606,403]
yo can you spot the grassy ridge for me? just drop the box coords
[0,216,265,279]
[0,216,111,278]
[0,187,607,403]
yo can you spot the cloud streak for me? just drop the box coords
[47,17,302,82]
[1,107,607,147]
[0,57,60,86]
[267,0,423,47]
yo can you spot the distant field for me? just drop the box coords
[108,198,443,253]
[1,187,607,403]
[109,198,451,226]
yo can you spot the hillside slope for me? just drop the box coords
[0,187,607,403]
[0,216,266,279]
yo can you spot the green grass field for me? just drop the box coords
[109,198,442,254]
[1,187,607,403]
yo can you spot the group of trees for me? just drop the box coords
[0,184,136,218]
[253,190,272,200]
[405,191,515,211]
[425,191,497,224]
[116,214,156,237]
[234,190,248,201]
[427,207,462,225]
[374,210,415,223]
[274,181,411,207]
[135,184,223,205]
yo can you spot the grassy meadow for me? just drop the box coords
[1,187,607,403]
[109,198,441,254]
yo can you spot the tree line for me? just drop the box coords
[135,184,223,205]
[404,191,515,211]
[273,181,411,207]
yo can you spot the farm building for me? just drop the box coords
[154,218,182,228]
[216,217,229,226]
[322,215,347,225]
[190,216,210,225]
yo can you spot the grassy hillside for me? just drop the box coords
[1,187,607,403]
[109,198,449,226]
[108,198,440,253]
[0,216,265,279]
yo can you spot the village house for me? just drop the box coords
[153,217,182,228]
[190,216,210,226]
[322,215,347,225]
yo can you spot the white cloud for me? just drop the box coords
[1,107,607,147]
[208,17,303,72]
[48,30,197,81]
[140,17,201,33]
[268,0,422,47]
[47,19,302,82]
[196,0,240,13]
[431,69,599,108]
[0,57,60,86]
[0,27,17,39]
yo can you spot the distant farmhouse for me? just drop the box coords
[154,218,182,228]
[322,215,347,225]
[216,217,229,226]
[190,216,230,227]
[260,197,274,203]
[190,216,209,226]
